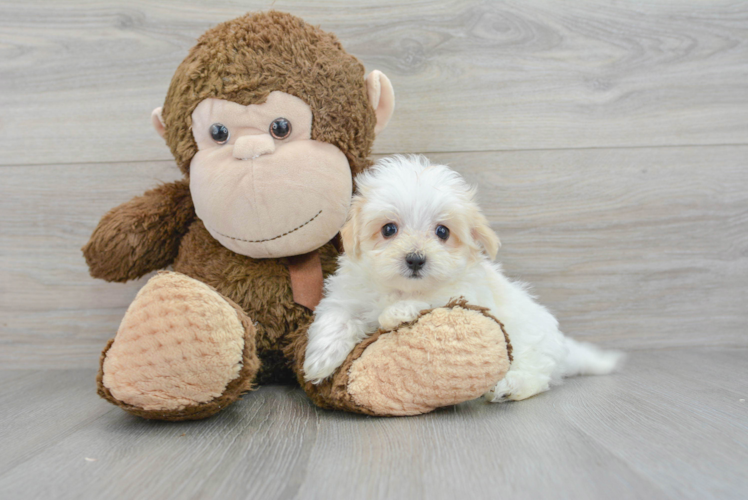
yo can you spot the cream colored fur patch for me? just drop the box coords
[102,272,246,411]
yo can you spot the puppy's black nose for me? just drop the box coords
[405,253,426,271]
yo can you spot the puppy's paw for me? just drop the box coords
[485,370,551,403]
[378,300,431,331]
[303,339,352,384]
[304,314,363,384]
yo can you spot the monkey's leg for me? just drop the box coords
[290,300,512,416]
[97,271,260,421]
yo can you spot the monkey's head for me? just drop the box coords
[151,11,394,259]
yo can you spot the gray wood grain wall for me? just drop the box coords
[2,0,747,368]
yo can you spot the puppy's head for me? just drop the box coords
[341,155,500,293]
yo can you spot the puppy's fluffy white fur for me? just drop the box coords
[304,155,624,402]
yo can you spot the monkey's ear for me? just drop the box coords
[365,70,395,134]
[151,107,166,139]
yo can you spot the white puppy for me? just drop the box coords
[304,155,624,402]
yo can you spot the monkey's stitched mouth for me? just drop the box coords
[212,210,322,243]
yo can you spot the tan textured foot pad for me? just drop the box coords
[347,300,511,416]
[97,271,260,421]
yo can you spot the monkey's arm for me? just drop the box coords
[82,179,194,282]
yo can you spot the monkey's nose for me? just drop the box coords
[405,252,426,271]
[233,134,275,160]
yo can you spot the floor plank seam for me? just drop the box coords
[0,406,118,479]
[2,142,748,169]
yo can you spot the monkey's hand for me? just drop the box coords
[82,179,194,282]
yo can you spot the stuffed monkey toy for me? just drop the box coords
[84,11,511,420]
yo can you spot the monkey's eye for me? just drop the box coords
[209,123,230,144]
[269,118,292,139]
[435,225,450,241]
[381,223,398,238]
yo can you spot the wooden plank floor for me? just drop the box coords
[1,348,746,500]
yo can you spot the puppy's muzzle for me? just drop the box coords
[405,252,426,272]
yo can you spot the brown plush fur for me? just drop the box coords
[172,221,339,383]
[86,12,377,412]
[82,180,194,282]
[162,11,376,175]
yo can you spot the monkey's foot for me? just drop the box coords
[305,299,511,416]
[97,271,260,421]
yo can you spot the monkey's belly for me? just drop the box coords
[171,219,338,382]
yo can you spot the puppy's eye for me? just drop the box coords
[209,123,230,144]
[381,223,398,238]
[435,225,450,241]
[269,118,292,139]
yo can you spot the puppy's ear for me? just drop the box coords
[340,197,364,258]
[471,212,501,260]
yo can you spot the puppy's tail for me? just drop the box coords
[561,338,626,377]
